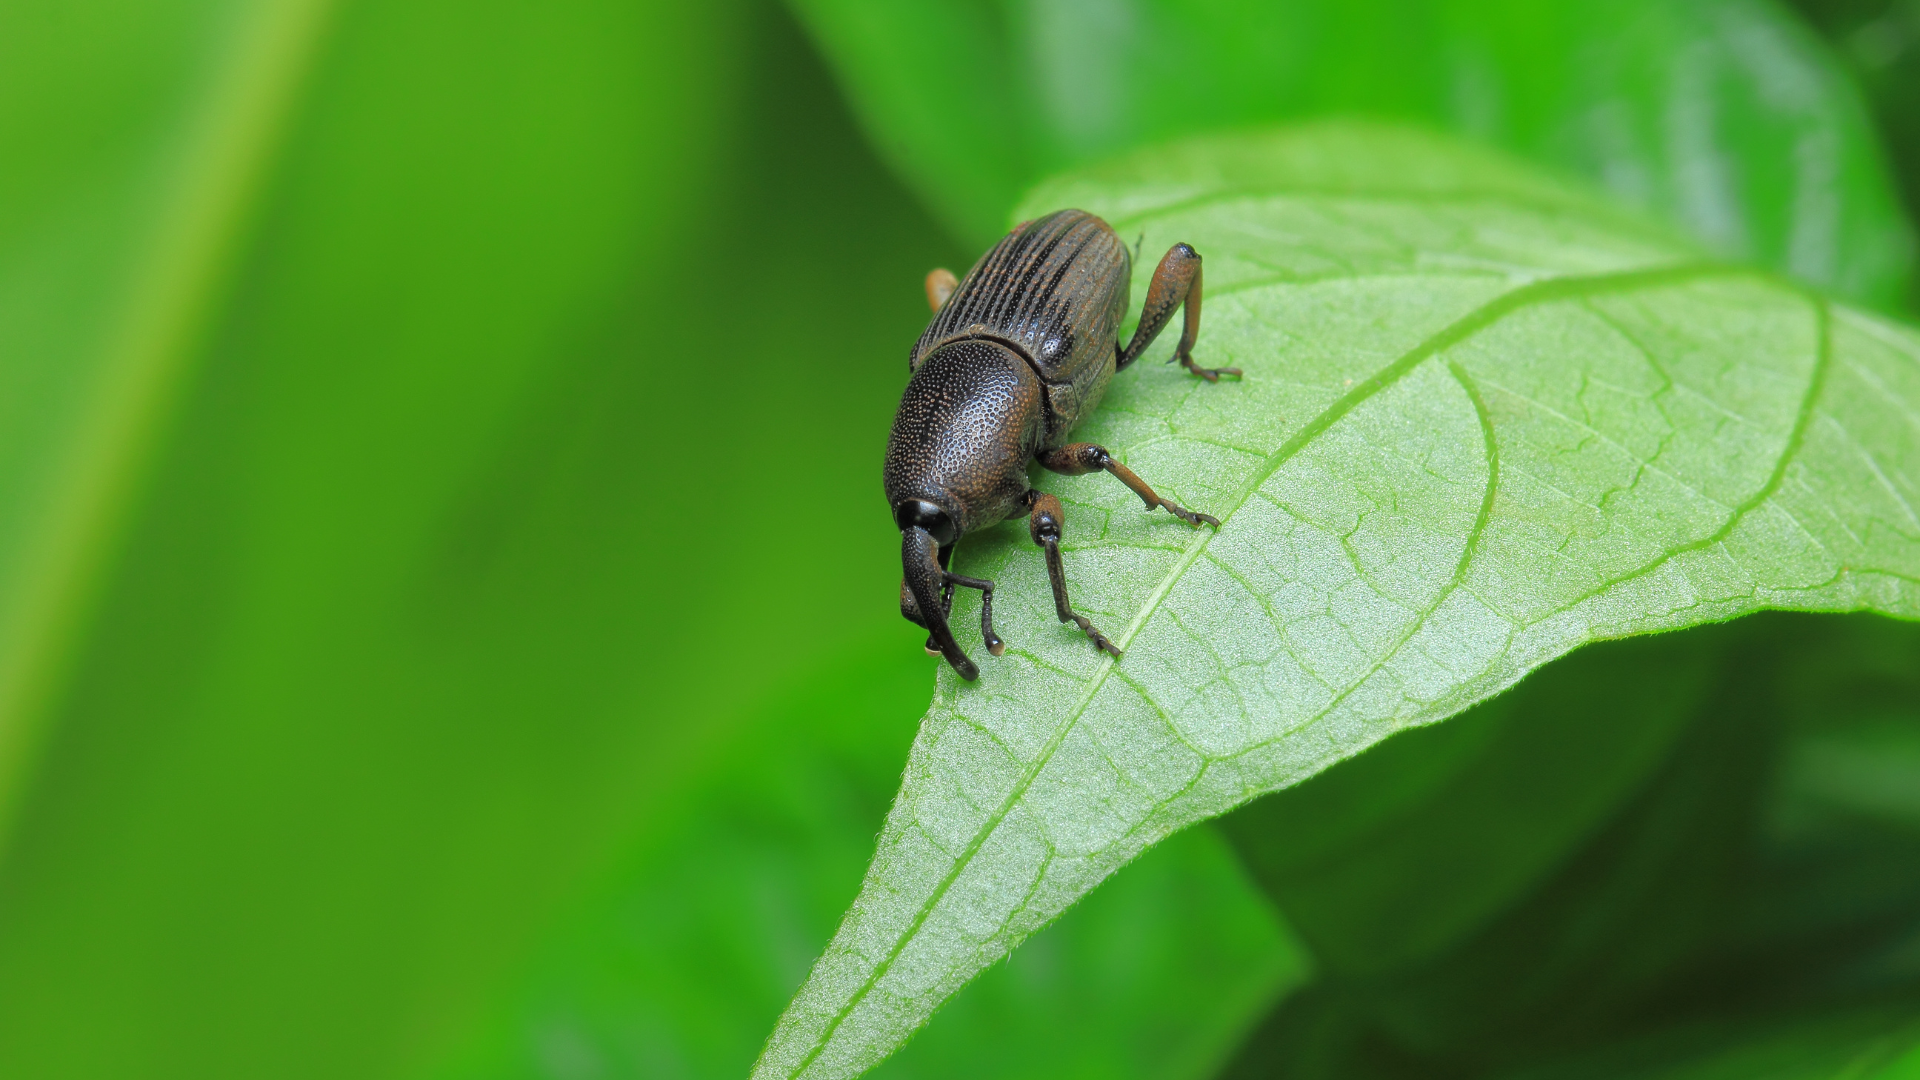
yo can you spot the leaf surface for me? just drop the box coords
[754,123,1920,1079]
[788,0,1915,308]
[444,636,1306,1080]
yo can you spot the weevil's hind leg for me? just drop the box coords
[925,268,958,312]
[1026,491,1122,658]
[1117,242,1241,381]
[1040,443,1221,529]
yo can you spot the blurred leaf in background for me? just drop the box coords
[1789,0,1920,309]
[445,630,1310,1080]
[1221,612,1920,1078]
[0,0,963,1075]
[789,0,1915,309]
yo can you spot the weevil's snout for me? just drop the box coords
[893,499,956,643]
[900,522,978,681]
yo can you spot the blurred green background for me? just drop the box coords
[0,0,1917,1078]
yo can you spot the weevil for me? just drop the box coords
[885,208,1240,681]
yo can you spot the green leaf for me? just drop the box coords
[871,821,1304,1080]
[1791,0,1920,311]
[0,0,335,841]
[1220,611,1920,1077]
[446,636,1307,1080]
[1501,1008,1920,1080]
[0,0,974,1075]
[753,123,1920,1079]
[1218,622,1716,982]
[788,0,1916,309]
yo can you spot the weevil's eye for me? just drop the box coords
[894,499,958,545]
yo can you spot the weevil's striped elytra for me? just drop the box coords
[884,209,1240,680]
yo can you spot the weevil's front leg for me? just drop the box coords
[899,546,1005,658]
[943,571,1004,656]
[1039,443,1221,529]
[936,542,956,617]
[925,268,958,312]
[1117,242,1240,382]
[1026,491,1121,658]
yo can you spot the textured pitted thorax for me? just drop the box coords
[910,209,1130,448]
[885,340,1046,537]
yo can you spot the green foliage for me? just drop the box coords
[1220,625,1715,983]
[789,0,1915,308]
[5,0,1920,1078]
[755,125,1920,1079]
[0,0,955,1075]
[1222,612,1920,1077]
[1790,0,1920,309]
[447,634,1309,1080]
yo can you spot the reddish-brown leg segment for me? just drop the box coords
[1039,443,1221,529]
[1026,491,1121,658]
[925,267,958,312]
[1118,242,1240,382]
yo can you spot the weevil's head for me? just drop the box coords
[883,339,1046,680]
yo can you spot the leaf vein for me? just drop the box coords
[1576,295,1836,599]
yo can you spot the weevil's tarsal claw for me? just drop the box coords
[1178,352,1241,383]
[1164,501,1222,529]
[1064,606,1121,658]
[904,526,977,680]
[1086,621,1122,658]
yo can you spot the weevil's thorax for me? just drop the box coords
[909,209,1130,449]
[884,340,1046,538]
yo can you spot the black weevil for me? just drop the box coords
[884,209,1240,680]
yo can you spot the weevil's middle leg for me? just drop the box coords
[1117,242,1241,382]
[1026,491,1121,658]
[1039,443,1221,529]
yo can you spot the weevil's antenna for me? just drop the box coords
[1133,231,1145,265]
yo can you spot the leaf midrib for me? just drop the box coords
[787,256,1764,1076]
